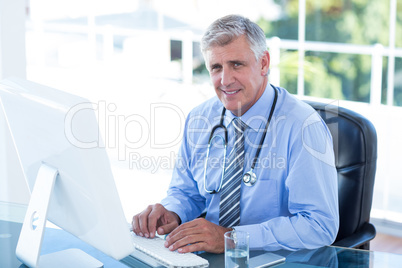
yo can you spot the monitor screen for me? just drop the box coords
[0,78,134,262]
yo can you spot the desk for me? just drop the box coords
[1,202,402,268]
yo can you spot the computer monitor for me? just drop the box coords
[0,78,134,267]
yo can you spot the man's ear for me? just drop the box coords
[261,51,270,76]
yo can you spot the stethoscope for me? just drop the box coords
[204,86,278,194]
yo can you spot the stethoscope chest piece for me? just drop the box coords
[243,170,257,186]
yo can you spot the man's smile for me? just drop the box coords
[221,89,241,95]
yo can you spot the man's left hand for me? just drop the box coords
[164,218,232,254]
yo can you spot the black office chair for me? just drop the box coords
[304,100,377,250]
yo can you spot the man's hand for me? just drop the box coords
[132,203,180,238]
[164,218,232,254]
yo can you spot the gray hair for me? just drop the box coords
[201,15,267,61]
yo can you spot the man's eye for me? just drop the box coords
[234,63,242,67]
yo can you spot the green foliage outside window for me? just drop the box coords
[258,0,402,105]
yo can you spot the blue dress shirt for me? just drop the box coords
[161,84,339,251]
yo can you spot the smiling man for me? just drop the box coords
[132,14,339,253]
[207,34,269,116]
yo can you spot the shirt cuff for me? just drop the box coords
[160,199,189,224]
[231,224,266,250]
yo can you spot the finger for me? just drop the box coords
[177,242,207,254]
[167,233,203,252]
[166,220,193,238]
[149,204,176,238]
[147,208,162,238]
[138,206,152,237]
[157,220,178,236]
[132,215,141,235]
[165,225,200,249]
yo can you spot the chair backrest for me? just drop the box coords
[304,100,377,243]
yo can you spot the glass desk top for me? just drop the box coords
[1,202,402,268]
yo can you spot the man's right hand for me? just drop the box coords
[131,203,181,238]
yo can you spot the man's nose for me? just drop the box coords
[220,68,235,87]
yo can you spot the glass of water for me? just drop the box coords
[224,230,249,268]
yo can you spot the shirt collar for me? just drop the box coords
[224,83,276,131]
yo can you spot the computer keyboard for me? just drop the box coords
[130,232,209,268]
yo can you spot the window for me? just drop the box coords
[17,0,402,225]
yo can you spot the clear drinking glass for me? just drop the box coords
[224,230,249,268]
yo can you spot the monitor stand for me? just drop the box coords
[15,163,103,268]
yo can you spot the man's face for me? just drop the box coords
[205,35,270,116]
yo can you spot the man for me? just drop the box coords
[132,14,339,254]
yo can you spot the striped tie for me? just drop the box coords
[219,118,247,228]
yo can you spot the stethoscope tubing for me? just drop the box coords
[250,86,278,170]
[204,86,278,193]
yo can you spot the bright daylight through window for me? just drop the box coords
[8,0,402,229]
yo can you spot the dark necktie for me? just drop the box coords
[219,117,247,227]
